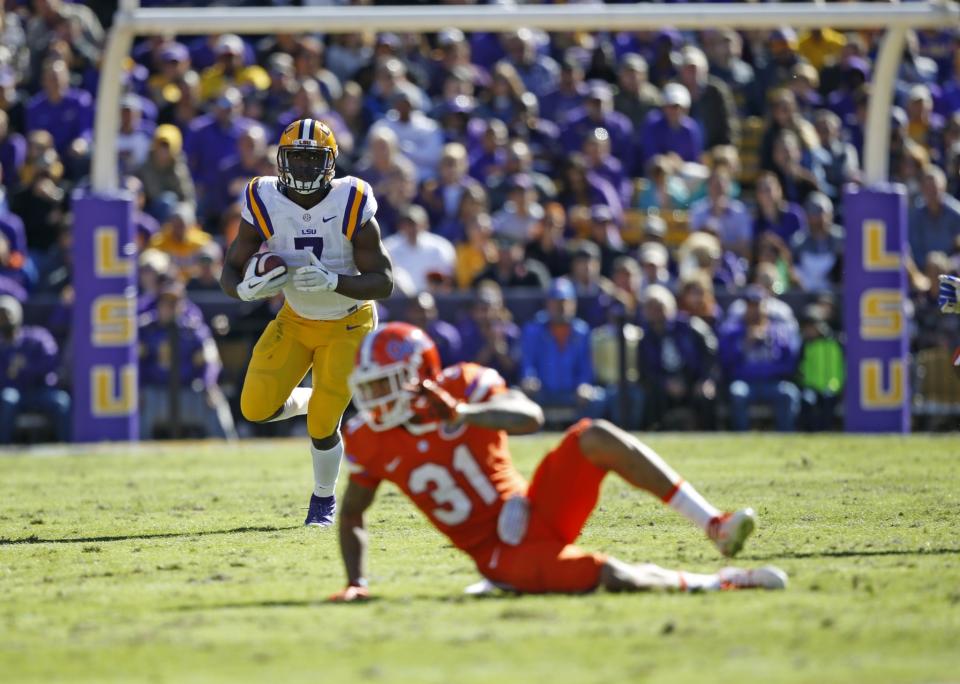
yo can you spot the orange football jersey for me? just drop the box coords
[345,363,528,553]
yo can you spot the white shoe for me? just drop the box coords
[707,508,756,558]
[718,565,788,590]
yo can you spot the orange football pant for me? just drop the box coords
[473,419,609,593]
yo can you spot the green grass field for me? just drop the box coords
[1,433,959,684]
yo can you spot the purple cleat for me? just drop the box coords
[305,494,336,527]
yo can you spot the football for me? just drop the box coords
[254,252,286,276]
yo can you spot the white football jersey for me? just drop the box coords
[241,175,378,320]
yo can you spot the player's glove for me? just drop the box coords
[938,274,960,314]
[327,583,370,603]
[237,257,288,302]
[293,249,339,293]
[409,379,463,423]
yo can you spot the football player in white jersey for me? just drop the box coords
[220,118,394,527]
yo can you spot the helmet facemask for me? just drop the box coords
[278,145,335,194]
[348,355,421,432]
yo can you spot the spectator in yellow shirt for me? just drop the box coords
[199,34,270,102]
[456,213,499,289]
[149,202,212,278]
[798,29,846,71]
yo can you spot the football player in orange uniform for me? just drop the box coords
[329,323,787,600]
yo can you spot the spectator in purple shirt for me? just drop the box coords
[487,139,558,211]
[689,164,753,259]
[428,28,489,99]
[405,292,463,367]
[557,155,624,227]
[0,202,26,258]
[719,286,801,432]
[139,282,235,439]
[540,53,588,123]
[185,87,253,219]
[501,29,560,99]
[561,82,635,173]
[640,83,704,167]
[456,282,521,383]
[215,124,268,217]
[583,127,631,208]
[567,240,620,329]
[0,296,70,443]
[26,59,93,156]
[510,92,563,174]
[419,142,486,240]
[753,171,807,246]
[467,118,508,184]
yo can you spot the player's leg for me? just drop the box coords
[599,557,787,592]
[239,316,314,426]
[480,541,787,594]
[303,304,377,526]
[525,419,610,545]
[577,419,756,557]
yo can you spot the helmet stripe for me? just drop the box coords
[297,119,305,139]
[305,118,314,139]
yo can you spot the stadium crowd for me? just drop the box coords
[2,0,960,442]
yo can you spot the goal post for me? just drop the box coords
[76,1,959,439]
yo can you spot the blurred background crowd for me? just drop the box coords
[2,0,960,442]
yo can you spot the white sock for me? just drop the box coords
[265,387,312,423]
[676,571,722,592]
[311,437,343,498]
[663,480,721,532]
[627,563,721,592]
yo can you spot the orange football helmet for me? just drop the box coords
[277,118,338,194]
[349,323,442,431]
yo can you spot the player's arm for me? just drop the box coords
[331,479,379,601]
[413,380,544,435]
[337,217,394,300]
[220,219,265,299]
[456,388,545,434]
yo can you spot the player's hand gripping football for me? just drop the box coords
[327,584,370,603]
[407,378,463,424]
[293,249,339,293]
[938,274,960,314]
[237,253,288,301]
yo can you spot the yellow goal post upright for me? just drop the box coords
[74,1,959,441]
